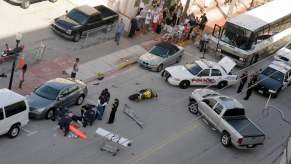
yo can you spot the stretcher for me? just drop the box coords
[96,128,132,156]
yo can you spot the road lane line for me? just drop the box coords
[127,119,202,164]
[21,127,38,136]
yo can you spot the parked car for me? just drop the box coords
[138,42,184,72]
[0,88,29,138]
[8,0,57,9]
[256,60,291,98]
[162,56,238,89]
[27,78,87,119]
[188,89,265,149]
[274,42,291,63]
[51,5,118,42]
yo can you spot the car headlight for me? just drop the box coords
[239,57,245,61]
[268,89,277,94]
[32,107,46,113]
[66,30,72,34]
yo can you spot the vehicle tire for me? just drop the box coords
[272,88,281,98]
[157,64,164,72]
[188,100,198,115]
[179,80,190,89]
[76,95,85,105]
[49,0,57,2]
[221,132,231,147]
[45,109,54,120]
[217,81,228,89]
[73,33,81,42]
[21,0,30,9]
[8,124,20,138]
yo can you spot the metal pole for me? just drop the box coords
[8,40,20,90]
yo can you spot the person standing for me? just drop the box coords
[71,58,79,79]
[101,88,110,103]
[237,71,248,93]
[200,33,209,52]
[107,98,119,124]
[144,10,152,32]
[128,17,138,38]
[243,75,257,100]
[199,13,208,31]
[115,19,125,45]
[96,95,108,120]
[18,64,27,89]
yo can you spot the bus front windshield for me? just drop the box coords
[221,23,253,51]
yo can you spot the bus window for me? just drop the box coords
[221,23,253,50]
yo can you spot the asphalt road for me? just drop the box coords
[0,47,290,164]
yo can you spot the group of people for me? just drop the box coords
[54,88,120,137]
[126,1,208,42]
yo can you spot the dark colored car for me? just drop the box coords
[256,61,291,98]
[8,0,57,9]
[27,78,87,119]
[51,5,118,42]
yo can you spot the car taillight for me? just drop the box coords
[237,138,243,144]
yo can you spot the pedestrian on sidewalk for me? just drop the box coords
[237,71,248,93]
[199,32,209,53]
[115,19,125,46]
[199,13,208,31]
[107,98,119,124]
[243,75,257,100]
[18,64,27,89]
[128,17,138,38]
[96,95,108,120]
[71,58,79,79]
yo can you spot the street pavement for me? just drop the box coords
[0,1,288,164]
[0,48,290,164]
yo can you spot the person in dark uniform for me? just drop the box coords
[107,99,119,124]
[237,71,248,93]
[243,75,257,100]
[128,17,138,38]
[58,114,72,136]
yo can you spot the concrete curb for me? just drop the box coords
[65,45,147,83]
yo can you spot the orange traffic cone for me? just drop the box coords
[17,54,26,69]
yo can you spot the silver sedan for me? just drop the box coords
[27,78,87,119]
[138,42,184,72]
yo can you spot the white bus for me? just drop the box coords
[209,0,291,67]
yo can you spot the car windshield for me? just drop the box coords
[67,9,89,25]
[34,85,60,100]
[286,43,291,50]
[262,67,285,83]
[185,64,203,75]
[149,46,169,58]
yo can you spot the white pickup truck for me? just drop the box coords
[188,89,265,149]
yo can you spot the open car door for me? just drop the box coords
[218,56,236,74]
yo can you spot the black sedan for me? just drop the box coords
[27,78,87,119]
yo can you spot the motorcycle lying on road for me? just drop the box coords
[128,88,158,102]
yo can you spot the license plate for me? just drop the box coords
[258,90,263,94]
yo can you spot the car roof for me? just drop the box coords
[0,88,26,107]
[45,78,76,91]
[76,5,100,16]
[155,42,179,52]
[216,96,244,109]
[195,60,222,70]
[269,60,291,73]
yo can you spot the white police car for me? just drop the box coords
[274,42,291,63]
[162,57,238,89]
[256,60,291,98]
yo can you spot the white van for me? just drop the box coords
[0,88,29,138]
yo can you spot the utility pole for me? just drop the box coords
[8,33,22,90]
